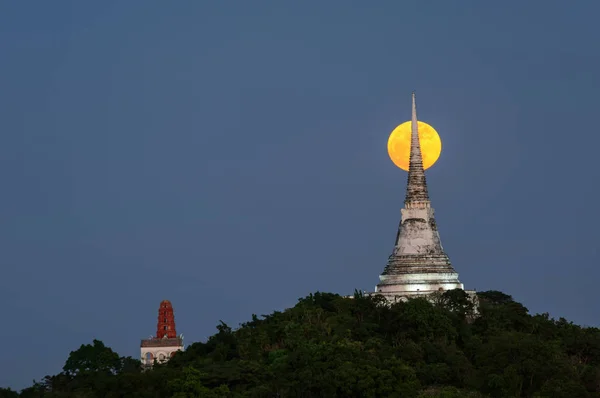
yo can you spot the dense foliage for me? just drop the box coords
[4,290,600,397]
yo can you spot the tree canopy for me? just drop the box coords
[8,290,600,397]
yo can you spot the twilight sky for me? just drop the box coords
[1,0,600,390]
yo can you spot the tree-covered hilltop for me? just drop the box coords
[4,290,600,398]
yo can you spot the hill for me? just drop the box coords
[2,289,600,397]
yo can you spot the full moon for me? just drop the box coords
[387,120,442,171]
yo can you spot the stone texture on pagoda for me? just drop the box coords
[393,207,444,256]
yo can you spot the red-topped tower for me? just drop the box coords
[140,300,184,367]
[157,300,177,339]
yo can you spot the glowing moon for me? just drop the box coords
[387,120,442,171]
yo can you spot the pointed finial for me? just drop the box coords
[404,91,430,206]
[411,91,417,130]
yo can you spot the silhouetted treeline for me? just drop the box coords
[3,289,600,397]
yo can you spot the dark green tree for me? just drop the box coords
[63,339,122,376]
[8,290,600,397]
[0,387,19,398]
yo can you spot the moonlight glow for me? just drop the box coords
[387,120,442,171]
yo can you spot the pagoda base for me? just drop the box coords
[140,337,184,368]
[370,289,477,303]
[354,288,480,317]
[375,271,464,296]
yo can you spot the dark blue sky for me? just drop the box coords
[2,0,599,389]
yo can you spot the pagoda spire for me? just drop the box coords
[156,300,177,339]
[373,91,466,300]
[404,91,430,206]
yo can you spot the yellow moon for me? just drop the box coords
[387,120,442,171]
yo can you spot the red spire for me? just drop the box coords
[156,300,177,339]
